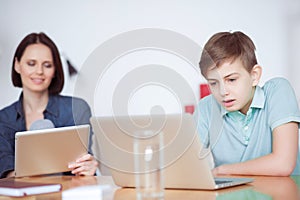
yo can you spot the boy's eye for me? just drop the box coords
[208,82,217,87]
[227,76,238,83]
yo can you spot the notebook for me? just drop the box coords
[90,114,253,190]
[15,124,90,177]
[0,179,62,197]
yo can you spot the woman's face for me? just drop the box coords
[14,43,55,94]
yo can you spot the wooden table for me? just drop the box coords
[0,175,299,199]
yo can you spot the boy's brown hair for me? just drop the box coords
[199,31,257,78]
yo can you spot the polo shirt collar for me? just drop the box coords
[221,85,265,116]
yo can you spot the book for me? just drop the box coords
[0,178,62,197]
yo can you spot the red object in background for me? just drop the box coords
[185,105,195,114]
[200,83,210,99]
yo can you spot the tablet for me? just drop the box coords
[15,124,90,177]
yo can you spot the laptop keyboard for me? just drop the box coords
[215,180,233,185]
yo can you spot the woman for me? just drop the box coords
[0,32,98,178]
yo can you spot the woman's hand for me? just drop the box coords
[68,154,98,176]
[6,170,15,178]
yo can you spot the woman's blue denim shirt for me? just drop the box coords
[0,93,93,178]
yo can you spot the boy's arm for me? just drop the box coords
[213,122,299,176]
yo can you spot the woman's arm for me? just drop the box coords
[213,122,299,176]
[0,134,15,178]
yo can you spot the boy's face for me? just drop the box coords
[206,58,261,114]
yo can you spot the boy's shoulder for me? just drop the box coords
[263,77,291,89]
[262,77,294,99]
[198,94,213,106]
[197,94,221,113]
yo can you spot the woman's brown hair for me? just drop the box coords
[12,32,64,94]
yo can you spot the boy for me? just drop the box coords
[195,31,300,176]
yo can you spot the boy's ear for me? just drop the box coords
[251,64,262,86]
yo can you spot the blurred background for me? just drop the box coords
[0,0,299,116]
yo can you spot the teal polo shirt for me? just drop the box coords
[194,77,300,175]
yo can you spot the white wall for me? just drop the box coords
[0,0,299,116]
[286,0,300,103]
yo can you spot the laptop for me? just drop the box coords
[15,124,90,177]
[90,114,253,190]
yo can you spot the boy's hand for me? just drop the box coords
[212,166,220,176]
[212,165,228,176]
